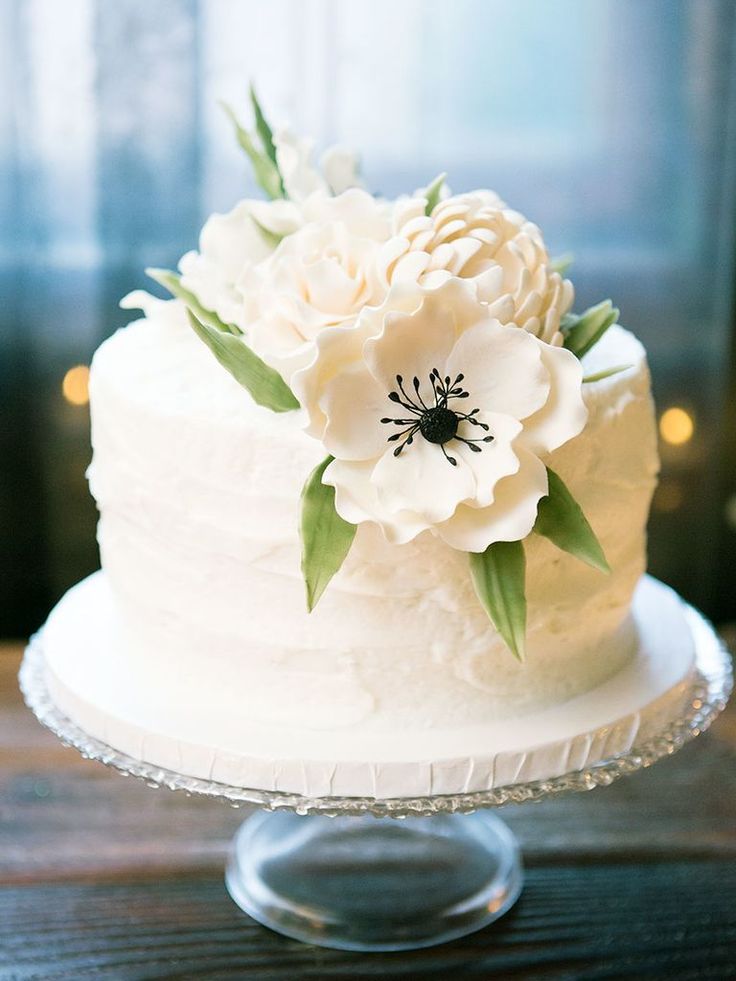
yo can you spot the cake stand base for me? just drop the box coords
[225,809,522,951]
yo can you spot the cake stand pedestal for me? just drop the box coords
[226,809,521,951]
[19,601,731,952]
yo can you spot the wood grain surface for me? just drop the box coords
[1,641,735,980]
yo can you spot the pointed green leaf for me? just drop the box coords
[562,299,619,359]
[146,268,242,336]
[220,100,285,200]
[186,310,299,413]
[550,252,574,276]
[535,467,609,573]
[469,540,527,661]
[300,456,357,611]
[424,172,447,216]
[583,363,633,384]
[249,83,280,170]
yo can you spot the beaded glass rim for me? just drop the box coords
[19,599,732,817]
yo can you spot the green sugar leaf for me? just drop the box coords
[186,310,299,413]
[300,456,357,611]
[220,100,285,200]
[146,268,242,336]
[469,540,527,661]
[562,299,619,359]
[534,467,609,574]
[424,172,447,216]
[249,83,280,170]
[550,253,574,276]
[583,364,633,384]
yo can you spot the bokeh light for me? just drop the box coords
[62,365,90,406]
[659,407,694,446]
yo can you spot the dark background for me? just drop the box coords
[1,0,736,638]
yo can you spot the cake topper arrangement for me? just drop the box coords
[126,88,626,659]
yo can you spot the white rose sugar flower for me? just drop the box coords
[178,198,302,331]
[239,188,392,378]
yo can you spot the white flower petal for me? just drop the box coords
[323,365,389,461]
[485,293,516,322]
[303,257,365,316]
[320,145,363,195]
[248,314,310,363]
[447,237,483,275]
[473,265,505,303]
[301,188,390,240]
[451,411,522,507]
[363,280,482,395]
[376,236,415,290]
[199,201,272,270]
[520,340,588,455]
[249,199,303,237]
[421,268,454,289]
[391,250,433,283]
[324,458,429,544]
[292,284,426,437]
[274,129,328,202]
[179,200,277,328]
[435,447,548,551]
[444,320,549,420]
[372,438,476,524]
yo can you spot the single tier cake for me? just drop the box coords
[40,97,697,798]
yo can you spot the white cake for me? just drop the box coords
[87,310,658,729]
[37,105,699,798]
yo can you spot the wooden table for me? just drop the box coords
[1,641,735,980]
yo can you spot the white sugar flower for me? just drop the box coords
[176,131,364,332]
[274,129,364,201]
[178,198,302,331]
[239,188,392,378]
[377,191,573,345]
[292,280,587,551]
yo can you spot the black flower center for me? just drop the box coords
[419,405,459,444]
[381,369,495,466]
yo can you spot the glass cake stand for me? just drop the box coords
[19,601,732,953]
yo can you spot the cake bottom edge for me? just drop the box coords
[33,572,699,798]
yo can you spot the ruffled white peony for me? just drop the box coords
[239,188,392,378]
[377,191,573,345]
[292,280,587,551]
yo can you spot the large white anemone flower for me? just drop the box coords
[292,280,587,552]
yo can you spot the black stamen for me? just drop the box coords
[381,370,493,466]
